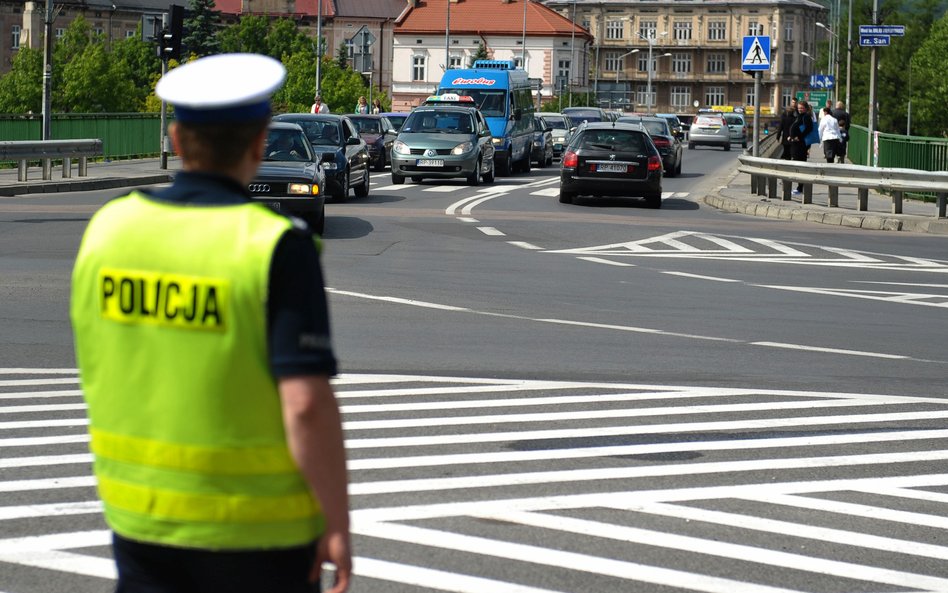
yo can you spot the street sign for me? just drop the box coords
[350,25,376,48]
[859,34,891,47]
[741,36,771,71]
[810,75,835,89]
[859,24,905,36]
[796,90,830,107]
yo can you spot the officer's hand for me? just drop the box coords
[311,529,352,593]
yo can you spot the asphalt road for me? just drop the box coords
[2,147,948,593]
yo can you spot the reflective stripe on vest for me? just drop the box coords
[71,191,323,549]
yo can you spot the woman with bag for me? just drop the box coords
[818,107,842,164]
[788,101,813,194]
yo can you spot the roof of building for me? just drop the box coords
[396,0,592,38]
[334,0,405,18]
[541,0,826,10]
[215,0,336,17]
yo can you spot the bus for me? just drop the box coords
[438,60,535,176]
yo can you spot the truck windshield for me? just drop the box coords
[439,88,507,118]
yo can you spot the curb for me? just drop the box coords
[0,174,174,197]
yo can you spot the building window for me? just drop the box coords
[784,20,794,41]
[671,86,691,109]
[639,20,657,39]
[671,53,691,74]
[604,50,621,72]
[11,25,20,49]
[558,59,570,80]
[747,20,763,36]
[94,27,104,37]
[706,53,727,74]
[605,19,624,40]
[449,55,462,69]
[126,30,135,38]
[745,86,756,106]
[673,21,692,41]
[412,55,426,81]
[581,18,591,31]
[636,84,652,106]
[637,55,650,72]
[55,28,64,39]
[783,52,793,74]
[708,21,727,41]
[782,88,794,107]
[514,56,524,69]
[705,86,725,106]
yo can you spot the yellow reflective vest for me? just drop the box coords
[71,191,324,550]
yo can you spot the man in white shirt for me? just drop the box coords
[818,107,842,164]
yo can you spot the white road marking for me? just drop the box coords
[576,256,635,267]
[0,389,82,400]
[0,453,91,469]
[740,492,948,530]
[0,403,85,414]
[756,285,948,308]
[0,501,101,521]
[530,187,561,197]
[662,271,742,282]
[422,185,465,193]
[0,378,78,387]
[507,241,543,250]
[0,531,115,579]
[372,184,407,191]
[0,369,76,374]
[477,226,505,236]
[0,434,89,448]
[353,557,568,593]
[324,288,934,362]
[456,217,479,223]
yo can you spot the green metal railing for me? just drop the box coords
[846,125,948,171]
[0,113,161,161]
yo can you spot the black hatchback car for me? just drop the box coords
[350,114,397,171]
[248,122,327,233]
[617,115,683,177]
[559,122,663,208]
[273,113,370,202]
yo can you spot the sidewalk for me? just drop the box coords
[0,157,180,197]
[703,149,948,234]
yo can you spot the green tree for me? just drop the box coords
[911,10,948,136]
[266,18,311,60]
[336,41,349,69]
[183,0,222,57]
[218,14,268,54]
[0,46,42,114]
[275,49,319,113]
[110,25,161,111]
[469,42,489,67]
[60,42,137,112]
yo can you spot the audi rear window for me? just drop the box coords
[577,130,648,152]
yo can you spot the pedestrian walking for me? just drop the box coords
[311,93,330,114]
[832,100,850,163]
[371,98,382,114]
[804,101,821,158]
[354,96,369,114]
[818,106,842,164]
[788,100,813,194]
[777,98,798,160]
[70,53,352,593]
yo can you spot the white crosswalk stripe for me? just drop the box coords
[2,369,948,592]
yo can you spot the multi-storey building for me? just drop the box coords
[391,0,593,111]
[542,0,828,114]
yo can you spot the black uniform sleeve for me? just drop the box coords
[267,227,338,378]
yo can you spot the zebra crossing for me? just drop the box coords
[3,368,948,592]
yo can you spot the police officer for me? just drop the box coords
[70,54,351,593]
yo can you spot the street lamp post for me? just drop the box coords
[614,49,639,110]
[636,30,667,114]
[362,71,374,108]
[816,21,840,101]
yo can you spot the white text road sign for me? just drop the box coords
[860,35,891,47]
[741,36,771,71]
[859,25,905,36]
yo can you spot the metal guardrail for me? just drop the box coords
[738,155,948,219]
[0,139,103,182]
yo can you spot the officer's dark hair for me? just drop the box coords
[174,117,270,171]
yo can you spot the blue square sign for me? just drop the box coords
[741,36,771,71]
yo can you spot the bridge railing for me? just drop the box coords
[738,155,948,218]
[0,139,104,181]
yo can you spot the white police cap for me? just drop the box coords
[156,53,286,123]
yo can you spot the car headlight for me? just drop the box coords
[288,183,318,195]
[491,137,503,145]
[553,134,566,142]
[321,161,337,170]
[533,140,540,147]
[451,142,473,155]
[393,140,410,155]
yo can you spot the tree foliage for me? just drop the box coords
[0,47,43,113]
[469,43,489,67]
[218,14,268,54]
[183,0,222,57]
[911,10,948,136]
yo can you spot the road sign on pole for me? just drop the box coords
[859,34,891,46]
[741,36,771,71]
[859,24,904,36]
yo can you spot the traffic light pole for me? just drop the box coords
[160,55,169,169]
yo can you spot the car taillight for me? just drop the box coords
[647,155,662,172]
[652,137,670,148]
[562,150,578,168]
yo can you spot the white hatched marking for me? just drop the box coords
[372,184,408,191]
[0,531,115,579]
[576,257,635,267]
[0,403,85,414]
[741,493,948,530]
[0,369,76,375]
[507,241,543,250]
[0,378,78,387]
[456,217,479,223]
[0,389,82,400]
[423,185,465,193]
[662,271,741,282]
[0,453,91,469]
[530,187,561,197]
[0,434,89,448]
[354,557,567,593]
[0,501,101,521]
[477,226,505,236]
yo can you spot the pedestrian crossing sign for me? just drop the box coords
[741,36,771,71]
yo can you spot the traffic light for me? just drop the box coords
[160,5,184,61]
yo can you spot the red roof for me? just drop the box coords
[396,0,591,38]
[216,0,335,17]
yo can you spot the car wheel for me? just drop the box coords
[645,192,662,209]
[334,172,349,202]
[303,209,325,235]
[723,143,731,151]
[559,189,574,204]
[411,176,423,183]
[467,159,481,186]
[675,159,682,176]
[374,152,386,172]
[498,153,512,176]
[354,168,370,197]
[391,172,404,185]
[545,149,553,167]
[483,159,495,184]
[688,142,695,150]
[523,153,531,173]
[535,153,545,168]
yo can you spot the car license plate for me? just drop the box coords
[417,159,444,167]
[597,163,627,173]
[268,202,281,210]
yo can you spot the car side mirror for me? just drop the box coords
[346,137,361,145]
